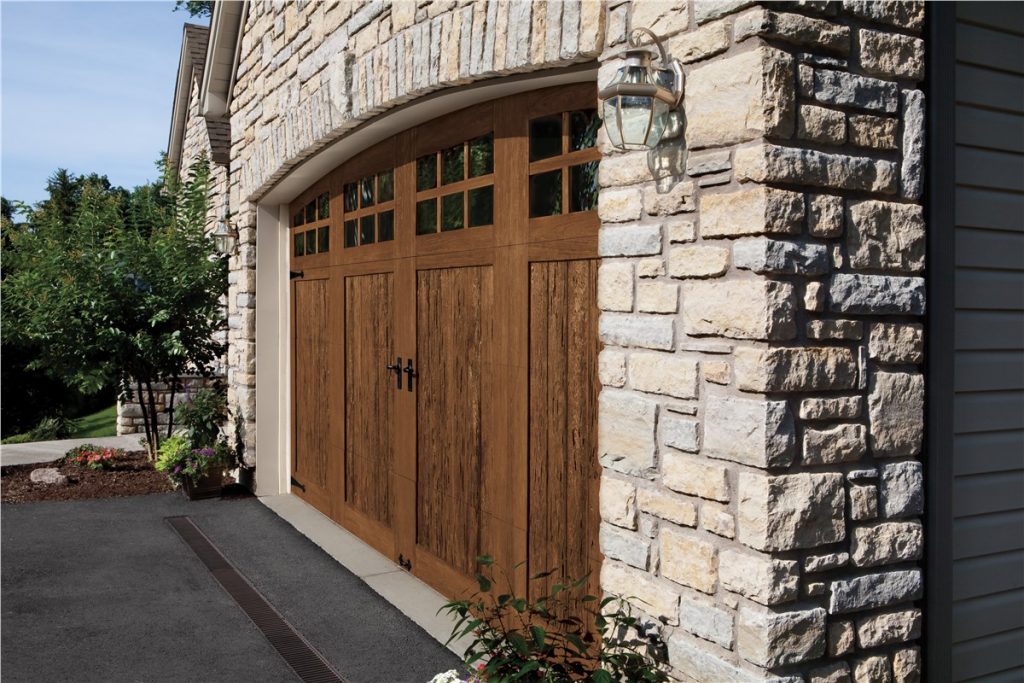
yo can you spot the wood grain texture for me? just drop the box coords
[527,259,602,609]
[416,265,494,575]
[344,272,395,526]
[293,278,331,490]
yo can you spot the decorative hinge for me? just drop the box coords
[290,476,306,492]
[398,553,413,571]
[290,270,304,280]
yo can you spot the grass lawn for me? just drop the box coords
[1,404,117,444]
[71,404,118,438]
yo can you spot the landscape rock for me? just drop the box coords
[29,468,68,486]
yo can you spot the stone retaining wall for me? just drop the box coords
[595,2,925,681]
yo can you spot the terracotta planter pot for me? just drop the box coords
[182,469,224,500]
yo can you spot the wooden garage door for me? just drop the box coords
[288,83,602,602]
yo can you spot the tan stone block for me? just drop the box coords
[598,186,643,223]
[700,186,804,238]
[807,319,864,340]
[734,346,858,393]
[869,322,923,364]
[703,360,731,385]
[847,200,925,272]
[660,527,717,594]
[851,521,923,567]
[599,348,627,388]
[850,483,879,521]
[701,505,735,538]
[853,655,892,683]
[685,47,796,148]
[637,487,698,527]
[601,561,680,624]
[720,550,800,605]
[850,113,898,149]
[799,105,847,144]
[856,609,922,648]
[668,245,730,278]
[663,453,730,502]
[682,280,796,340]
[734,8,851,53]
[665,19,729,63]
[597,262,633,312]
[860,28,924,81]
[667,218,696,243]
[735,142,898,194]
[828,619,856,656]
[643,181,695,216]
[600,474,638,529]
[869,371,924,457]
[892,647,922,683]
[704,392,796,468]
[738,472,846,551]
[599,151,652,187]
[599,389,657,476]
[630,0,689,38]
[809,193,844,237]
[636,281,678,313]
[804,424,868,465]
[737,605,827,668]
[637,258,666,278]
[628,353,698,400]
[804,281,826,311]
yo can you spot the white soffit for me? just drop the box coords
[259,65,599,207]
[202,0,245,119]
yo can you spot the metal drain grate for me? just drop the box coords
[166,516,346,683]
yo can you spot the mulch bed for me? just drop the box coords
[1,451,249,504]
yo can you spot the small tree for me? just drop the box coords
[3,157,226,457]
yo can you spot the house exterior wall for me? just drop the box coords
[220,1,928,680]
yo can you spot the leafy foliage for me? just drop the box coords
[2,157,226,457]
[64,444,124,470]
[154,434,231,487]
[173,1,213,18]
[440,558,668,683]
[177,386,228,450]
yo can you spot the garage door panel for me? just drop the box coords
[293,278,333,500]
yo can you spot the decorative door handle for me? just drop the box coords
[403,358,416,392]
[385,357,402,389]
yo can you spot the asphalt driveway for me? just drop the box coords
[1,493,459,682]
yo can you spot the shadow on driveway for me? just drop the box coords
[1,493,459,682]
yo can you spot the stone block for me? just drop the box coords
[857,609,922,648]
[829,569,922,614]
[734,8,851,53]
[661,413,700,453]
[809,661,851,683]
[893,647,922,683]
[630,0,689,38]
[813,67,899,112]
[850,484,879,521]
[902,90,925,200]
[597,262,634,312]
[703,360,731,385]
[700,186,804,238]
[798,104,847,144]
[800,396,863,420]
[680,597,735,648]
[660,527,717,594]
[737,605,827,668]
[668,635,766,683]
[847,200,925,273]
[734,143,897,194]
[704,393,796,468]
[720,550,800,605]
[828,619,855,656]
[636,281,678,313]
[733,238,830,275]
[693,0,756,25]
[663,453,729,501]
[637,258,666,278]
[849,113,898,149]
[600,474,637,529]
[807,319,863,340]
[685,47,796,149]
[860,29,924,81]
[828,274,926,315]
[599,151,652,187]
[734,346,858,393]
[601,561,680,624]
[804,281,826,311]
[668,245,730,278]
[665,20,730,64]
[600,523,651,570]
[808,193,844,237]
[599,223,663,257]
[738,472,845,551]
[629,354,698,400]
[869,323,923,364]
[843,0,925,31]
[600,313,675,350]
[599,390,657,476]
[686,149,732,177]
[880,460,924,518]
[804,424,868,465]
[599,348,627,387]
[637,487,698,527]
[804,551,850,573]
[643,182,695,216]
[701,505,735,539]
[853,655,892,683]
[851,521,924,567]
[682,279,796,340]
[667,218,696,243]
[869,371,924,457]
[598,187,643,223]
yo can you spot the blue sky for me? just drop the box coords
[1,1,205,210]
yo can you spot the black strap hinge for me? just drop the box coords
[290,476,306,492]
[290,270,304,280]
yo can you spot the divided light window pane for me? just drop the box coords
[317,226,330,253]
[469,134,493,177]
[570,162,599,213]
[529,115,562,161]
[378,169,394,202]
[305,229,317,254]
[529,169,562,217]
[360,215,375,245]
[416,199,436,234]
[570,109,599,151]
[305,201,316,224]
[468,186,493,227]
[294,232,304,257]
[344,183,358,212]
[441,192,464,231]
[442,145,464,185]
[344,220,358,248]
[360,177,375,208]
[318,192,330,219]
[417,155,437,191]
[378,210,395,241]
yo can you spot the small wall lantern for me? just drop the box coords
[598,27,684,151]
[211,207,238,255]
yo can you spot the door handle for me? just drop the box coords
[403,358,416,392]
[385,357,402,389]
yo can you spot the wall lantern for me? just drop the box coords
[598,27,684,152]
[211,207,238,255]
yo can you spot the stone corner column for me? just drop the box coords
[596,2,926,681]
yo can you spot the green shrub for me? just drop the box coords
[64,444,123,470]
[177,386,227,449]
[441,557,668,683]
[154,434,230,487]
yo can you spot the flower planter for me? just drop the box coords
[182,469,224,500]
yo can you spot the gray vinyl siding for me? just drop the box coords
[951,3,1024,681]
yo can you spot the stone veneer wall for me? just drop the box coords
[225,0,606,465]
[595,1,926,681]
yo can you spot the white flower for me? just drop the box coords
[428,671,465,683]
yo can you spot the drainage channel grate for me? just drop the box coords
[166,516,346,683]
